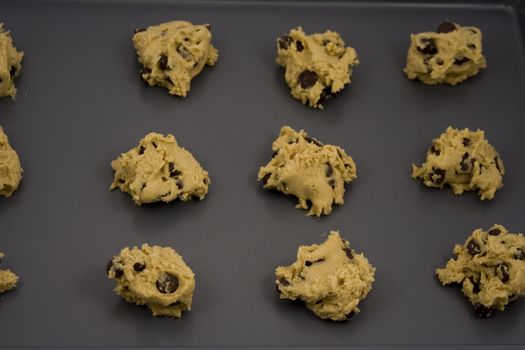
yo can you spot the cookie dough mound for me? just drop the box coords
[276,27,359,109]
[0,252,19,293]
[258,126,356,216]
[0,23,24,99]
[133,20,218,97]
[404,21,486,85]
[412,126,504,200]
[0,126,22,198]
[436,225,525,317]
[110,132,210,205]
[275,231,375,321]
[107,244,195,318]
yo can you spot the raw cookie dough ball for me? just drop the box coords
[436,225,525,317]
[258,126,356,216]
[0,23,24,99]
[412,126,504,200]
[275,231,375,321]
[110,132,210,205]
[404,21,486,85]
[0,252,19,293]
[0,126,22,198]
[106,244,195,318]
[133,20,218,97]
[276,27,359,109]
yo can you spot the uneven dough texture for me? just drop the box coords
[436,225,525,317]
[276,27,359,109]
[404,21,486,85]
[0,126,22,198]
[0,23,23,99]
[110,132,210,205]
[107,244,195,318]
[133,20,218,97]
[275,231,375,321]
[0,252,19,293]
[412,127,504,200]
[258,126,356,216]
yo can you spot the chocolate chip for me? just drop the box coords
[466,239,481,256]
[296,40,304,52]
[436,58,444,65]
[278,277,290,286]
[436,21,457,33]
[138,146,145,155]
[460,152,470,172]
[325,164,334,177]
[262,173,271,185]
[114,268,123,278]
[176,180,184,189]
[177,45,192,61]
[118,178,125,184]
[305,199,312,209]
[328,179,336,189]
[156,272,179,294]
[134,27,147,33]
[474,303,492,318]
[488,228,501,236]
[418,38,437,55]
[345,311,355,320]
[305,261,312,266]
[494,156,502,175]
[272,151,278,158]
[304,135,323,146]
[298,70,318,89]
[468,43,476,50]
[322,39,330,46]
[9,66,16,77]
[455,56,470,65]
[430,144,440,156]
[152,142,157,148]
[462,138,471,147]
[205,24,212,31]
[278,35,292,49]
[515,248,525,260]
[343,248,353,260]
[170,166,182,177]
[496,264,510,283]
[317,86,333,105]
[431,168,446,185]
[158,54,168,70]
[168,162,175,173]
[141,183,147,190]
[133,262,146,272]
[469,278,480,294]
[106,259,114,275]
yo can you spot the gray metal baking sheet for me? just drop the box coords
[1,0,525,348]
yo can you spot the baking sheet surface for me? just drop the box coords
[0,0,525,347]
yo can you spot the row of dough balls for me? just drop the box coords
[4,225,522,320]
[0,124,506,216]
[1,20,485,108]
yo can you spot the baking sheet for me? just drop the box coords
[1,0,525,348]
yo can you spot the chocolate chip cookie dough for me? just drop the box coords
[0,126,22,198]
[110,132,210,205]
[276,27,359,109]
[404,21,486,85]
[133,20,218,97]
[258,126,356,216]
[0,252,18,293]
[106,244,195,318]
[436,225,525,317]
[0,23,23,99]
[412,127,504,200]
[275,231,375,321]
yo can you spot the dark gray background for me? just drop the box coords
[0,0,524,348]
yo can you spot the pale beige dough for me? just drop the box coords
[133,20,218,97]
[107,244,195,318]
[404,21,486,85]
[436,225,525,317]
[0,252,19,293]
[110,132,210,205]
[276,27,359,109]
[258,126,356,217]
[412,126,504,200]
[275,231,375,321]
[0,126,22,198]
[0,23,23,99]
